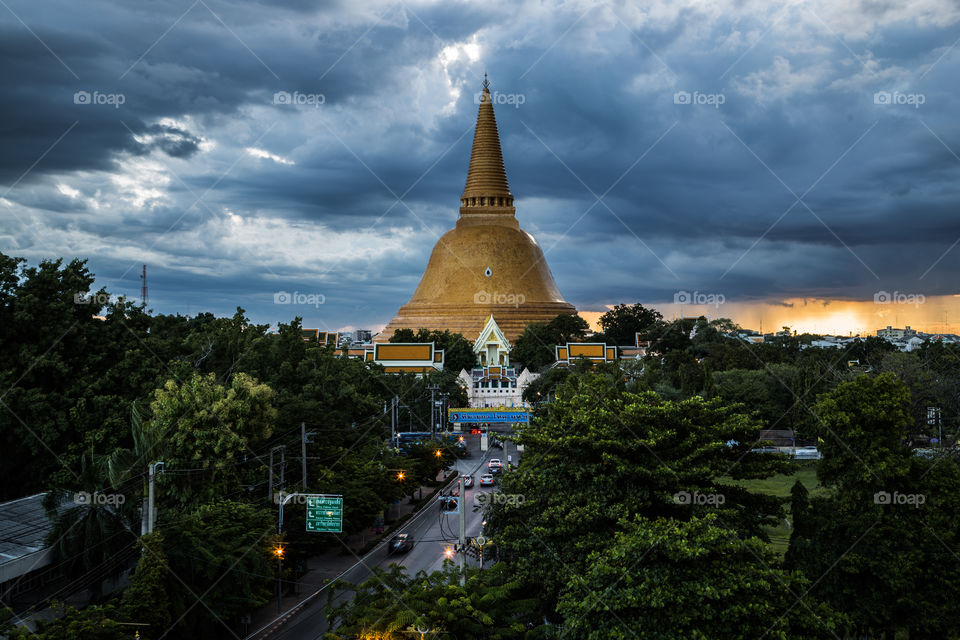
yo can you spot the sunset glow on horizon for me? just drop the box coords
[579,295,960,338]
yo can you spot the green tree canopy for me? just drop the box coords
[787,373,960,638]
[597,303,662,345]
[148,372,276,509]
[489,371,790,619]
[557,514,839,639]
[324,565,541,639]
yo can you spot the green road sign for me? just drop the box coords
[306,495,343,533]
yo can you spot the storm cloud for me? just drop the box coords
[1,0,959,332]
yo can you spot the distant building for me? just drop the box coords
[758,429,795,447]
[354,329,373,343]
[301,329,339,346]
[877,325,916,340]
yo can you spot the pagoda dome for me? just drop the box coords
[379,76,576,343]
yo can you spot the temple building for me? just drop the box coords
[379,77,576,344]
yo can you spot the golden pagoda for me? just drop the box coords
[379,76,576,343]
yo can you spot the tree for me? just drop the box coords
[120,533,172,639]
[787,373,960,638]
[546,313,589,343]
[0,254,167,499]
[5,604,127,640]
[512,314,591,371]
[43,448,141,598]
[510,322,556,371]
[710,364,803,431]
[597,303,662,345]
[488,371,790,620]
[148,372,276,509]
[557,514,839,639]
[324,564,542,639]
[162,500,275,635]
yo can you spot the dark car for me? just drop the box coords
[389,533,413,554]
[463,476,474,488]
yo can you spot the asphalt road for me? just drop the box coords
[264,435,518,640]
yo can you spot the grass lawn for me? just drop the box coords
[722,461,826,556]
[732,462,825,499]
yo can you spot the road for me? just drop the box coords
[263,434,519,640]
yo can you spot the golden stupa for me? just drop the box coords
[379,76,576,343]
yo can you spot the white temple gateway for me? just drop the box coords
[458,315,538,408]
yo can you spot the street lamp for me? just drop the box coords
[273,544,285,613]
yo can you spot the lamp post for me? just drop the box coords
[273,543,284,613]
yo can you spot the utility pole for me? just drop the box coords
[147,461,164,534]
[391,396,398,446]
[301,423,308,489]
[427,384,440,439]
[458,474,466,586]
[269,446,285,502]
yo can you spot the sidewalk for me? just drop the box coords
[245,472,456,638]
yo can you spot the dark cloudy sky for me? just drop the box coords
[2,0,959,335]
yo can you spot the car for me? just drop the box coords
[389,533,413,554]
[463,476,474,488]
[480,474,494,486]
[488,458,503,471]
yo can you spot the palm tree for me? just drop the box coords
[103,401,167,534]
[43,447,141,601]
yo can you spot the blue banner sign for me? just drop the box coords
[448,409,530,424]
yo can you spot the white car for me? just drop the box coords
[488,458,503,471]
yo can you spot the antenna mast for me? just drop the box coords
[140,264,148,306]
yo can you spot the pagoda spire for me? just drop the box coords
[459,75,514,217]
